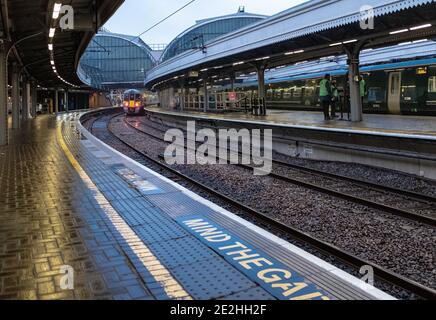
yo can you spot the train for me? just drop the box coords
[122,89,146,115]
[224,41,436,116]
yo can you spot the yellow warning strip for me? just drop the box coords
[56,122,192,300]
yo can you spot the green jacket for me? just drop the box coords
[319,79,332,97]
[360,79,366,97]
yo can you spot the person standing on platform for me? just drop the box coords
[359,75,367,105]
[319,74,332,120]
[331,80,339,119]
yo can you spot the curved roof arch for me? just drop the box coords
[78,31,156,89]
[160,12,267,63]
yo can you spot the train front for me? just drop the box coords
[123,90,145,115]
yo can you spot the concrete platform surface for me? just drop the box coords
[147,108,436,139]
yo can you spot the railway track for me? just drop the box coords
[84,110,436,300]
[124,115,436,227]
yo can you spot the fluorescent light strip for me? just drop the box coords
[53,3,62,19]
[49,28,56,38]
[410,24,431,31]
[390,29,408,35]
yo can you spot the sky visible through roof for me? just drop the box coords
[104,0,308,45]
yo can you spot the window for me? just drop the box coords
[401,86,417,102]
[367,87,385,102]
[390,73,400,94]
[429,76,436,93]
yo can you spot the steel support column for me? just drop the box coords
[0,44,7,145]
[203,77,209,112]
[54,89,59,113]
[64,90,68,112]
[30,81,37,117]
[179,80,185,111]
[11,63,20,129]
[22,80,30,122]
[345,42,366,122]
[256,63,267,116]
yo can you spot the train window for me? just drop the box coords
[293,87,302,98]
[391,73,400,94]
[130,93,135,100]
[401,85,417,102]
[368,87,385,102]
[135,94,141,100]
[429,76,436,93]
[283,89,292,100]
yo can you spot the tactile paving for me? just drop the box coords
[145,192,218,218]
[148,236,218,268]
[169,257,256,300]
[220,287,276,300]
[133,220,189,244]
[110,198,166,227]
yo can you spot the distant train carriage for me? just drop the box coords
[123,89,145,116]
[232,61,436,116]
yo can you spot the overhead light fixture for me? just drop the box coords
[233,61,244,66]
[343,39,358,44]
[329,42,342,47]
[49,28,56,38]
[390,29,408,35]
[53,3,62,19]
[48,44,53,51]
[50,60,55,65]
[410,24,432,31]
[412,39,428,43]
[255,56,270,61]
[398,41,412,46]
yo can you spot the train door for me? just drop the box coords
[387,72,402,114]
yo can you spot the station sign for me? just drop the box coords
[228,92,237,102]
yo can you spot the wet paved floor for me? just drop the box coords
[147,108,436,137]
[0,116,153,300]
[0,113,392,301]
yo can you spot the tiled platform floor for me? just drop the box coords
[0,116,153,300]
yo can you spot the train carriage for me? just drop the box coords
[123,89,146,116]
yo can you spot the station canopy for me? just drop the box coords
[145,0,436,88]
[0,0,124,88]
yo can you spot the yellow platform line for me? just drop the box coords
[56,121,192,300]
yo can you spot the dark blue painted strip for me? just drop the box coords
[176,214,333,301]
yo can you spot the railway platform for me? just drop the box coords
[0,112,395,300]
[145,107,436,180]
